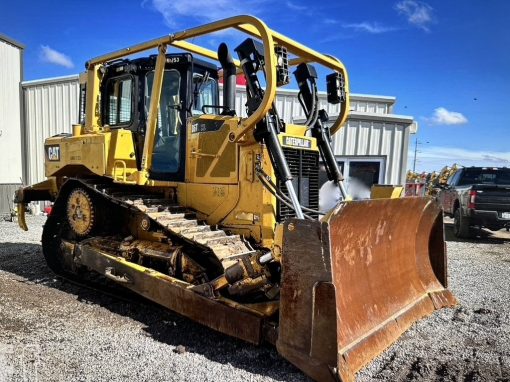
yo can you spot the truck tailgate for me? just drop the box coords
[473,185,510,212]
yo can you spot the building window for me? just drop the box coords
[349,161,381,189]
[319,161,345,187]
[319,157,385,199]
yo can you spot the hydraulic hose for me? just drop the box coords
[257,173,315,220]
[256,169,327,216]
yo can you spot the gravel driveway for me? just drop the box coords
[1,216,509,382]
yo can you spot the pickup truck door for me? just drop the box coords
[443,172,460,214]
[443,189,453,214]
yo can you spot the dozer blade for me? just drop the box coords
[276,197,457,382]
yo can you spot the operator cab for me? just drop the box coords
[98,53,221,181]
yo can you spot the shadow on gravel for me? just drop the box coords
[0,242,308,382]
[444,222,510,244]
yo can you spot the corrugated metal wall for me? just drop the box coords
[232,89,409,184]
[0,184,19,215]
[231,86,395,122]
[349,98,393,114]
[329,119,411,185]
[21,75,411,187]
[0,38,23,184]
[233,87,344,121]
[0,183,20,218]
[22,76,80,185]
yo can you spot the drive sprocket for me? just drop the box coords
[66,188,95,236]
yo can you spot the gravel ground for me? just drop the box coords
[0,215,509,382]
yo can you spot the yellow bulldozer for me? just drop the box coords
[14,15,456,381]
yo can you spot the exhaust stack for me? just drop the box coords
[217,43,236,113]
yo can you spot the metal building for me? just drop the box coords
[20,75,416,194]
[22,75,80,186]
[327,107,415,187]
[238,87,416,187]
[0,34,24,215]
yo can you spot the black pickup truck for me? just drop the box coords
[437,167,510,238]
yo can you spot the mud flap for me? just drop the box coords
[276,197,457,382]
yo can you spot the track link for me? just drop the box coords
[81,179,255,269]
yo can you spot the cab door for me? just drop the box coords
[145,68,187,182]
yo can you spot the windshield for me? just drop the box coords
[146,69,182,174]
[458,168,510,186]
[192,73,219,115]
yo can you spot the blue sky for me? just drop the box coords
[2,0,509,172]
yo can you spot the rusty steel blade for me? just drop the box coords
[277,197,457,382]
[328,197,457,379]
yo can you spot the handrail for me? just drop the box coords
[113,160,127,182]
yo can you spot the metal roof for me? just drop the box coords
[22,74,79,87]
[0,33,25,50]
[348,111,414,124]
[348,93,396,104]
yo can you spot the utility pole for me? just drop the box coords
[412,139,429,172]
[413,138,418,172]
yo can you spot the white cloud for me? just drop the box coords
[342,22,397,34]
[429,107,468,125]
[286,1,306,11]
[395,0,434,31]
[145,0,264,27]
[39,45,74,68]
[409,146,510,172]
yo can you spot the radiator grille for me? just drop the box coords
[277,148,320,221]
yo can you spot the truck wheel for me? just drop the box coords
[453,208,471,238]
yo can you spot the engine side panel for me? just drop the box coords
[45,133,109,178]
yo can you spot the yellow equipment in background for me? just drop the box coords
[432,164,460,188]
[14,15,455,382]
[370,184,404,199]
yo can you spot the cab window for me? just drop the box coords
[192,73,219,115]
[105,76,133,125]
[146,70,182,174]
